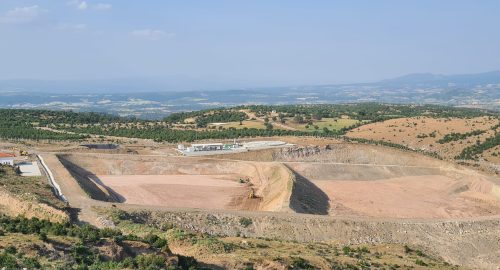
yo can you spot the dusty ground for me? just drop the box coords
[314,175,500,219]
[30,139,500,269]
[51,142,500,221]
[96,174,249,210]
[55,153,292,213]
[209,142,500,219]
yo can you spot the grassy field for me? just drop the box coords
[285,118,360,132]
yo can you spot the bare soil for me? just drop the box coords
[96,174,249,210]
[56,153,293,212]
[314,175,500,219]
[36,140,500,269]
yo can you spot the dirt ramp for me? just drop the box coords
[57,155,119,202]
[254,163,294,212]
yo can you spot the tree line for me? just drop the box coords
[238,103,496,121]
[437,130,486,144]
[60,125,344,143]
[455,133,500,160]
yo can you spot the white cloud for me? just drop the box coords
[131,29,174,41]
[78,1,88,10]
[0,5,47,25]
[67,0,88,11]
[93,3,112,11]
[68,1,111,11]
[57,23,87,31]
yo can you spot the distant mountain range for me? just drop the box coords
[0,71,498,119]
[1,71,500,94]
[379,71,500,87]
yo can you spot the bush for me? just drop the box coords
[135,254,166,270]
[0,252,18,269]
[152,238,168,249]
[239,217,253,228]
[72,244,95,265]
[178,255,199,269]
[415,259,427,266]
[22,257,41,269]
[288,257,315,270]
[39,232,48,242]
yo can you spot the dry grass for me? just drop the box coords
[0,166,65,210]
[346,116,499,159]
[107,214,466,270]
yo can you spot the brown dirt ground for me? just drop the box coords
[96,174,249,210]
[55,153,293,213]
[346,116,499,159]
[35,143,500,269]
[314,175,500,219]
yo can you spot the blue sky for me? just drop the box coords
[1,0,500,87]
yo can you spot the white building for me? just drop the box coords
[190,143,224,152]
[0,152,15,166]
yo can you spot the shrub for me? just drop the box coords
[415,259,427,266]
[0,252,18,269]
[39,232,48,242]
[135,254,166,270]
[22,257,41,269]
[239,217,253,228]
[288,257,315,270]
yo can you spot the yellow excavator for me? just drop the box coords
[248,188,257,199]
[11,147,28,156]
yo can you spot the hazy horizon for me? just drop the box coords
[1,1,500,88]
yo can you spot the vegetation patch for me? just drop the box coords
[0,215,200,269]
[456,133,500,160]
[0,165,66,210]
[437,130,486,144]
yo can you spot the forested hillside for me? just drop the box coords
[0,105,497,161]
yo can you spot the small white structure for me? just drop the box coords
[190,143,224,152]
[17,161,42,177]
[0,152,14,166]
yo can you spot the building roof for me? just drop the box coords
[0,152,15,158]
[192,143,224,147]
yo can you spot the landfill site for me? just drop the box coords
[27,139,500,269]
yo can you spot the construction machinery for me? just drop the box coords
[248,188,257,199]
[11,147,28,156]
